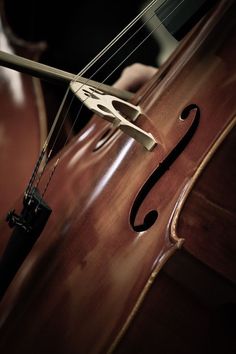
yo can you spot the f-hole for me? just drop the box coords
[130,104,200,232]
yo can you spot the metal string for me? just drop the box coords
[26,0,185,198]
[25,0,167,196]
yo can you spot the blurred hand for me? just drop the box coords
[113,63,157,92]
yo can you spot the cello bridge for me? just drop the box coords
[70,82,157,151]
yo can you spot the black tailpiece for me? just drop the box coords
[0,187,51,300]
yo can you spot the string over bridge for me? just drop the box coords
[70,82,157,151]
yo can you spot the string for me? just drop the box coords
[85,0,185,96]
[25,88,70,195]
[62,0,186,151]
[53,0,185,150]
[25,0,168,196]
[38,6,164,165]
[28,0,186,198]
[27,0,185,198]
[73,0,166,78]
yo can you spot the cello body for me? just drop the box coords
[0,1,235,353]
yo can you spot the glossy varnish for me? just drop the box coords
[0,1,235,353]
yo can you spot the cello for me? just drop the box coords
[0,0,236,353]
